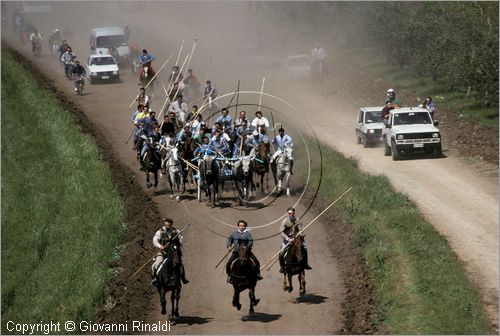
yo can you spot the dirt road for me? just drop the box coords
[3,1,498,331]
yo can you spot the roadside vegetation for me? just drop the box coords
[294,138,493,334]
[1,49,126,332]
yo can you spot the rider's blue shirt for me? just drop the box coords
[215,114,233,127]
[209,136,231,156]
[272,134,293,151]
[138,53,155,64]
[194,143,216,158]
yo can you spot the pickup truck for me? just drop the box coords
[382,107,442,160]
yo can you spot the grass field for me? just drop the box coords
[296,137,493,334]
[1,49,126,332]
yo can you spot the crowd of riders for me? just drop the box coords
[130,55,295,173]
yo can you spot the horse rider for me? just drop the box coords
[270,127,294,174]
[210,128,232,158]
[30,28,42,54]
[216,108,233,130]
[279,207,312,273]
[226,220,263,283]
[233,120,251,157]
[234,110,248,127]
[167,82,183,102]
[193,127,209,146]
[132,105,150,149]
[139,110,158,135]
[250,111,270,135]
[152,218,189,286]
[386,88,402,107]
[160,115,175,137]
[137,49,156,75]
[381,100,395,124]
[169,94,188,124]
[203,80,218,108]
[70,60,86,92]
[134,87,150,108]
[140,123,161,163]
[245,130,269,155]
[194,136,216,158]
[169,65,184,85]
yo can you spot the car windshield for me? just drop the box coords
[90,57,116,65]
[96,35,127,48]
[288,57,310,67]
[393,112,432,125]
[364,111,383,124]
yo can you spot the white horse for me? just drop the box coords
[163,146,184,201]
[272,144,293,197]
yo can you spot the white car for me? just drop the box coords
[382,107,442,160]
[285,54,311,79]
[355,107,384,147]
[86,54,119,84]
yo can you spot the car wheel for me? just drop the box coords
[383,137,391,156]
[391,140,400,161]
[362,134,368,148]
[434,145,443,158]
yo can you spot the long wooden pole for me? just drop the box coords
[175,40,185,66]
[260,187,353,271]
[184,39,198,77]
[258,77,265,111]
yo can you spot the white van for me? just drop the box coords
[90,27,130,63]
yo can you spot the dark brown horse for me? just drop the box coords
[283,235,307,295]
[252,143,270,194]
[142,139,161,189]
[228,243,260,314]
[156,245,182,319]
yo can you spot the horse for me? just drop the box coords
[271,144,293,197]
[282,235,307,295]
[197,156,219,206]
[252,143,270,194]
[141,139,161,189]
[140,64,156,92]
[233,155,255,205]
[155,245,182,319]
[163,146,184,201]
[177,138,197,192]
[228,243,260,314]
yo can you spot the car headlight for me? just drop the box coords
[113,71,118,75]
[91,72,97,76]
[396,134,404,140]
[432,133,440,138]
[368,129,375,134]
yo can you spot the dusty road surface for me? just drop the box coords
[3,1,498,331]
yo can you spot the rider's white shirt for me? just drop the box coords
[169,101,188,123]
[251,116,270,129]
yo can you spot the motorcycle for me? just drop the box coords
[74,75,85,96]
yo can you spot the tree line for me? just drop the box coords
[267,2,498,107]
